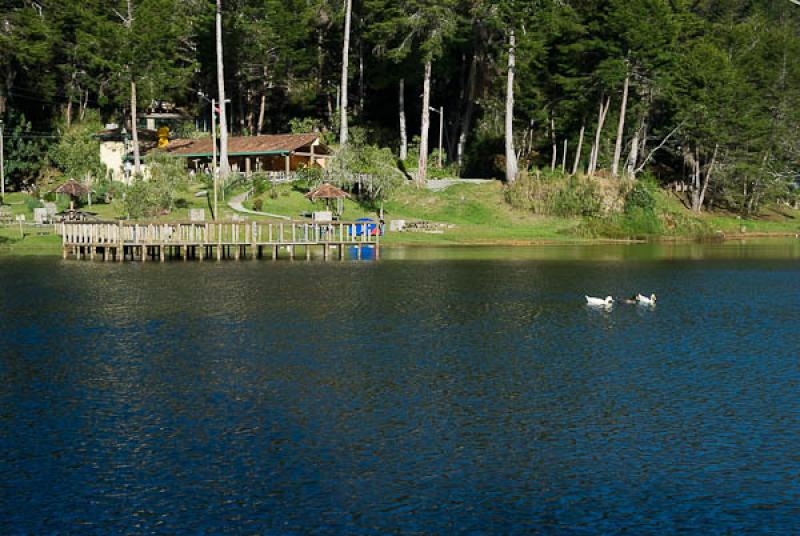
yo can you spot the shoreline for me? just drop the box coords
[1,231,798,256]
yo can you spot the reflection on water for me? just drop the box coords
[1,243,799,533]
[383,238,800,261]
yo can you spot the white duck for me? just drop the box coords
[586,295,614,307]
[636,293,657,306]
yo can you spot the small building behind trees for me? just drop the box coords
[165,133,331,175]
[96,126,158,184]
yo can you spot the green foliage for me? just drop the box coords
[48,113,106,182]
[92,178,125,204]
[252,198,263,211]
[24,195,43,212]
[324,128,403,202]
[122,150,188,218]
[624,179,658,214]
[2,0,800,228]
[505,170,601,217]
[288,117,334,144]
[1,111,50,188]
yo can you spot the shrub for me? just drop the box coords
[252,173,269,196]
[24,195,43,212]
[505,170,601,217]
[552,175,602,217]
[253,198,263,211]
[48,113,106,183]
[324,128,403,203]
[624,180,657,214]
[122,150,189,218]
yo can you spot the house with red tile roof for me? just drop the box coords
[165,133,331,174]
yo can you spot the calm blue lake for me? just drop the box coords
[1,241,799,533]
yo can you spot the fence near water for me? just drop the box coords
[60,220,380,261]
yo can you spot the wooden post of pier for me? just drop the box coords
[216,222,222,261]
[251,222,257,260]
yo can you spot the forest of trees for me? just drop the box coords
[1,0,799,215]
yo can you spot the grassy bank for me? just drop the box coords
[2,179,799,254]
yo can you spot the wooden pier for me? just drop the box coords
[60,221,380,262]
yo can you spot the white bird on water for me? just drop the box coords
[586,295,614,307]
[636,293,657,306]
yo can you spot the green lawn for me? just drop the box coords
[655,190,800,236]
[0,226,62,254]
[243,183,375,220]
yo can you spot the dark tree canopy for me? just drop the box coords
[1,0,799,213]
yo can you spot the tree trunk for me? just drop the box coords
[257,93,266,134]
[572,123,585,175]
[418,60,432,187]
[246,90,254,134]
[130,79,141,175]
[358,40,364,116]
[505,30,518,184]
[627,112,646,177]
[399,78,407,161]
[611,69,630,176]
[126,0,140,175]
[561,139,568,173]
[216,0,230,178]
[456,53,478,173]
[589,96,611,177]
[697,144,718,212]
[80,88,88,121]
[550,117,557,171]
[237,84,246,135]
[339,0,352,144]
[691,147,702,212]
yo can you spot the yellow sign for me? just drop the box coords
[157,126,170,148]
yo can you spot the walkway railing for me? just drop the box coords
[60,220,380,261]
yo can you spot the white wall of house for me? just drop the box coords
[100,141,126,183]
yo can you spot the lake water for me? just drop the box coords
[2,241,800,533]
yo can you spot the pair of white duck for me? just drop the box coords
[585,294,657,307]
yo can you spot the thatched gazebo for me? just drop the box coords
[304,182,350,215]
[55,179,90,210]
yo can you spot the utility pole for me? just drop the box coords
[212,99,218,220]
[0,120,4,204]
[199,91,220,220]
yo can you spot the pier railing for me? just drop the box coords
[62,220,379,245]
[60,220,380,261]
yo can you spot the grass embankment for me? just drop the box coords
[2,179,799,253]
[243,181,580,245]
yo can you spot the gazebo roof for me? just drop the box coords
[54,179,89,197]
[304,183,350,202]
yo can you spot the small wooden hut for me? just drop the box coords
[304,183,350,216]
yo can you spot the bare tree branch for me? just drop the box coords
[635,122,684,174]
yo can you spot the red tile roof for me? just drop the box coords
[166,133,322,156]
